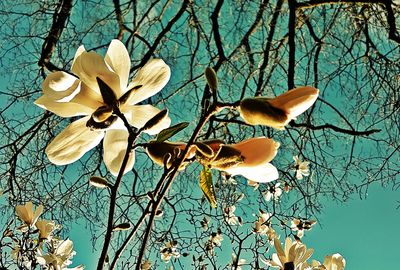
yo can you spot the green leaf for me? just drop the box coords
[156,122,189,142]
[199,166,217,208]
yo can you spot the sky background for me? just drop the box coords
[0,1,399,270]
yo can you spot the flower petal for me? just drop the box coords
[105,40,130,92]
[46,117,104,165]
[35,95,94,117]
[126,59,170,105]
[225,162,279,183]
[42,72,81,102]
[231,137,280,167]
[121,104,171,135]
[103,129,135,176]
[268,86,319,119]
[72,51,122,98]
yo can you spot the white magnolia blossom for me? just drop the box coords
[293,156,310,180]
[224,206,240,225]
[322,254,346,270]
[231,254,246,270]
[264,183,283,201]
[36,219,56,240]
[205,230,224,254]
[268,238,314,270]
[254,211,271,235]
[35,39,171,176]
[291,219,317,239]
[36,239,82,270]
[15,201,43,227]
[160,241,180,263]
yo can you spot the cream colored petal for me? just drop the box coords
[56,239,73,256]
[232,137,279,167]
[121,104,171,135]
[71,45,86,72]
[126,59,170,105]
[271,253,283,268]
[15,205,29,224]
[73,51,122,98]
[42,72,80,102]
[35,95,94,117]
[225,162,278,183]
[268,86,319,119]
[46,117,104,165]
[32,205,44,225]
[103,129,135,176]
[105,40,130,91]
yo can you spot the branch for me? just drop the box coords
[38,0,73,70]
[288,0,297,89]
[289,121,381,136]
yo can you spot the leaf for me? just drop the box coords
[199,166,217,208]
[156,122,189,142]
[142,109,168,131]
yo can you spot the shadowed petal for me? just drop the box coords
[42,72,80,102]
[126,59,170,105]
[35,95,94,117]
[105,40,130,92]
[121,104,171,135]
[46,117,104,165]
[103,129,135,176]
[231,137,280,166]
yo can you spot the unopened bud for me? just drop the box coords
[112,222,131,231]
[205,67,218,90]
[89,176,110,188]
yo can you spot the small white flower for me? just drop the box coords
[254,210,271,235]
[160,241,180,263]
[200,216,210,231]
[205,230,224,254]
[231,253,246,270]
[263,183,282,201]
[291,218,316,239]
[293,156,310,180]
[224,206,240,225]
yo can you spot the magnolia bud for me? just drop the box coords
[89,176,110,188]
[205,67,218,90]
[112,222,131,231]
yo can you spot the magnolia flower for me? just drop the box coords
[293,156,310,180]
[15,202,43,226]
[140,260,152,270]
[205,230,224,254]
[36,219,56,240]
[322,254,346,270]
[254,211,271,235]
[231,254,246,270]
[291,219,316,239]
[199,137,280,183]
[35,40,171,176]
[264,183,283,201]
[36,239,79,270]
[269,238,314,270]
[224,206,240,225]
[239,86,319,129]
[160,241,180,263]
[200,216,210,231]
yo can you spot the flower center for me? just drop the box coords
[86,105,118,130]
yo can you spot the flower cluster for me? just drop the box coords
[11,202,83,270]
[160,241,180,263]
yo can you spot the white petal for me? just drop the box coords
[72,51,122,98]
[46,117,104,165]
[105,40,130,91]
[35,95,94,117]
[71,45,86,72]
[121,104,171,135]
[268,86,319,119]
[103,129,135,176]
[126,59,170,105]
[42,72,81,102]
[225,162,279,183]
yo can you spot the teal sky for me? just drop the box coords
[0,1,399,270]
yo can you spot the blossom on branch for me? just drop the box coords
[35,40,171,176]
[239,86,319,129]
[15,201,43,227]
[291,219,316,239]
[293,156,310,180]
[160,241,180,263]
[199,137,280,183]
[36,239,82,270]
[36,219,56,240]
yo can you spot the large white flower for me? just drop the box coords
[269,238,314,270]
[35,40,171,176]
